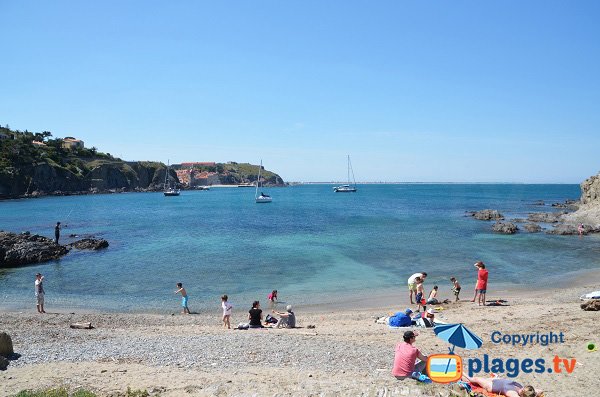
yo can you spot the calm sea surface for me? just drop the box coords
[1,184,598,313]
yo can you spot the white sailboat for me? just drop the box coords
[163,160,180,196]
[334,155,357,193]
[255,160,272,203]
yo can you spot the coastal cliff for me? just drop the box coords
[563,171,600,227]
[0,127,285,199]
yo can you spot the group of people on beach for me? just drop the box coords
[395,261,542,396]
[173,285,295,329]
[407,260,488,310]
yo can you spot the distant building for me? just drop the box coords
[32,141,47,146]
[0,132,10,140]
[180,162,216,168]
[62,137,85,150]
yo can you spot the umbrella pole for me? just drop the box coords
[444,346,455,374]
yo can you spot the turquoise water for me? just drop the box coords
[0,184,597,312]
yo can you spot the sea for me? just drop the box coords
[1,184,598,313]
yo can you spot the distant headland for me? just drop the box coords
[0,126,285,199]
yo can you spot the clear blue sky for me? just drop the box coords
[1,1,599,183]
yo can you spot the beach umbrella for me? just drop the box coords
[434,323,483,352]
[434,323,482,375]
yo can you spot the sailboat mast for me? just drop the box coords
[255,160,262,199]
[164,159,169,188]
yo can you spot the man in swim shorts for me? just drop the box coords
[407,272,427,304]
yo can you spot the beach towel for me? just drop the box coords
[469,384,502,397]
[580,291,600,301]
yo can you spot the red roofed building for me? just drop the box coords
[180,162,216,168]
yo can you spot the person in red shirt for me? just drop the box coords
[392,331,428,379]
[472,261,489,306]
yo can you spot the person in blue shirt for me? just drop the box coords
[389,308,416,327]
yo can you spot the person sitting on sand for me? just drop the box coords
[407,272,427,304]
[450,277,461,301]
[472,262,488,306]
[392,330,429,380]
[388,308,416,327]
[426,285,439,305]
[248,300,264,328]
[272,305,296,328]
[464,375,542,397]
[422,308,435,327]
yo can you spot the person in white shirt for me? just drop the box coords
[221,294,233,329]
[35,273,46,314]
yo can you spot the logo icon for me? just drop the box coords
[587,342,597,352]
[427,354,463,383]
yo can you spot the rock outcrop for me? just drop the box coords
[581,300,600,311]
[527,212,565,223]
[471,210,504,221]
[563,172,600,227]
[492,222,518,234]
[67,238,109,250]
[0,232,68,267]
[0,232,108,268]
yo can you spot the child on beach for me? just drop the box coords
[415,277,425,312]
[174,283,190,314]
[221,294,233,329]
[450,277,461,301]
[426,285,439,305]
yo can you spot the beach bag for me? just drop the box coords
[237,323,249,330]
[265,314,278,324]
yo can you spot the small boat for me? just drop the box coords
[334,155,357,193]
[163,160,180,196]
[255,160,272,203]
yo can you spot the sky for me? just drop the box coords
[1,1,599,183]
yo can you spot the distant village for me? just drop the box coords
[174,162,220,187]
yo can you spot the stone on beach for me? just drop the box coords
[0,332,13,357]
[581,300,600,311]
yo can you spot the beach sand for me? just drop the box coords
[1,283,599,397]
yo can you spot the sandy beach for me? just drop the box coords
[1,281,599,397]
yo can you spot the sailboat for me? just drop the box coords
[255,160,272,203]
[334,155,357,192]
[163,160,180,196]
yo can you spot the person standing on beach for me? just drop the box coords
[472,262,488,306]
[174,283,190,314]
[221,295,233,329]
[407,272,427,304]
[415,277,425,312]
[35,273,46,313]
[54,222,61,244]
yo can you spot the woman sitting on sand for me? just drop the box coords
[465,375,542,397]
[248,301,264,328]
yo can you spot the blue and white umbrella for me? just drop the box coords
[434,323,483,353]
[434,323,483,375]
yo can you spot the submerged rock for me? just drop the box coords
[527,212,565,223]
[546,224,579,235]
[472,209,504,221]
[492,222,518,234]
[523,223,542,233]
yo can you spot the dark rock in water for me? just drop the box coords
[546,224,579,235]
[69,233,78,238]
[67,238,109,250]
[472,209,504,221]
[0,332,13,357]
[21,231,30,235]
[581,299,600,311]
[533,200,545,206]
[492,222,518,234]
[0,232,69,268]
[527,212,565,223]
[523,223,542,233]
